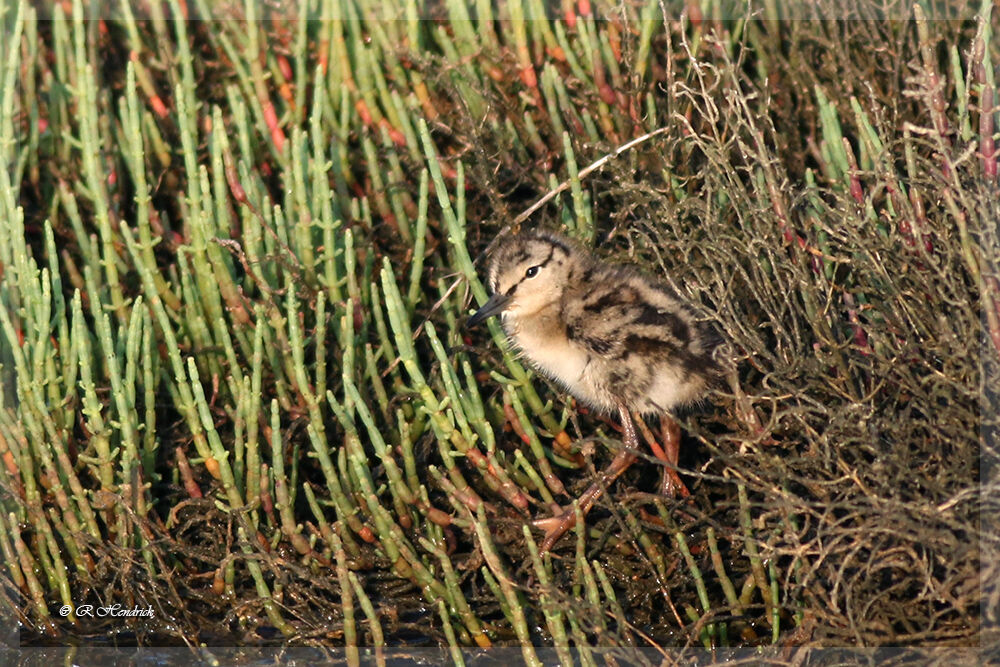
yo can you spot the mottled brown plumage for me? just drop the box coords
[469,230,720,550]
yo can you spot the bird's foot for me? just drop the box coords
[532,510,579,553]
[654,415,690,498]
[532,449,638,553]
[660,466,691,498]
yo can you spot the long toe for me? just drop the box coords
[657,416,689,497]
[660,466,691,498]
[533,449,638,552]
[533,511,578,552]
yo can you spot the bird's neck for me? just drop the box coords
[504,305,567,344]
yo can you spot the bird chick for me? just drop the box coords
[468,230,720,551]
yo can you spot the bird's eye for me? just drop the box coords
[525,266,540,278]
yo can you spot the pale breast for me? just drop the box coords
[502,314,603,406]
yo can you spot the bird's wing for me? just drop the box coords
[563,272,701,365]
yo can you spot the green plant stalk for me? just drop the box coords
[5,512,50,624]
[458,358,493,448]
[505,385,565,493]
[348,571,386,665]
[29,510,59,596]
[551,63,586,141]
[327,387,377,502]
[287,132,317,285]
[573,503,605,632]
[120,223,214,463]
[236,526,293,636]
[597,25,622,89]
[379,127,414,239]
[360,132,401,242]
[0,1,25,183]
[471,505,540,664]
[851,98,899,215]
[175,250,216,375]
[707,526,743,615]
[419,536,490,647]
[241,310,266,510]
[362,343,390,420]
[424,322,475,444]
[311,288,331,408]
[738,483,775,624]
[389,89,423,166]
[479,566,509,624]
[268,400,312,557]
[561,132,590,242]
[683,604,713,649]
[122,63,180,312]
[337,536,360,667]
[539,64,568,140]
[74,43,127,322]
[71,291,114,489]
[634,0,660,81]
[33,505,72,615]
[187,357,245,510]
[84,269,141,486]
[521,109,548,160]
[568,615,597,667]
[43,226,74,434]
[435,26,486,121]
[285,279,326,428]
[0,423,26,521]
[397,409,420,492]
[951,45,973,142]
[507,0,535,90]
[314,399,373,540]
[437,600,465,665]
[173,71,206,231]
[340,301,359,414]
[206,151,258,362]
[344,381,417,514]
[675,531,715,640]
[620,507,669,581]
[769,559,780,643]
[123,297,143,415]
[246,0,289,164]
[553,21,589,86]
[432,259,463,335]
[503,117,531,164]
[47,6,73,155]
[0,510,24,591]
[405,169,430,310]
[380,260,481,500]
[593,560,632,644]
[512,448,556,506]
[815,86,847,184]
[2,310,101,540]
[370,280,401,388]
[312,137,346,303]
[54,184,97,280]
[364,17,406,114]
[416,120,482,296]
[365,496,457,612]
[523,526,571,658]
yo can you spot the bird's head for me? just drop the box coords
[467,231,577,327]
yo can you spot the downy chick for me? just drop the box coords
[468,230,720,550]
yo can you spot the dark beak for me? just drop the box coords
[466,293,510,328]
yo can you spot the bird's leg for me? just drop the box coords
[633,414,690,498]
[659,416,689,498]
[533,405,639,552]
